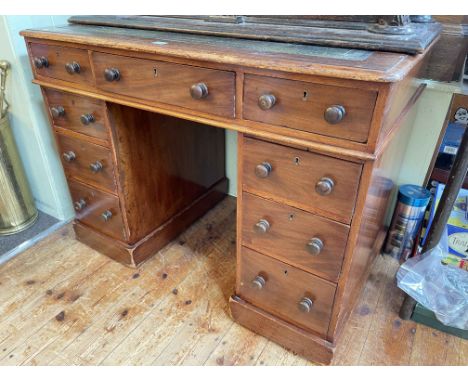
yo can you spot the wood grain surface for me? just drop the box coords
[241,192,349,282]
[241,136,363,224]
[29,42,94,85]
[243,74,377,143]
[68,179,126,241]
[92,51,235,118]
[44,88,109,142]
[55,132,117,193]
[237,246,336,337]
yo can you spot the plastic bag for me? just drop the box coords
[396,230,468,330]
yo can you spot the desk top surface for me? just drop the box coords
[21,24,427,83]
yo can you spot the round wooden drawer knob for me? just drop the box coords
[190,83,209,99]
[33,56,49,69]
[50,106,65,118]
[74,198,87,211]
[252,275,266,290]
[101,210,113,222]
[80,113,95,125]
[306,237,324,255]
[254,219,270,234]
[104,68,120,82]
[89,161,103,173]
[315,177,335,196]
[324,105,346,124]
[255,162,272,178]
[62,151,76,162]
[65,61,81,74]
[258,94,276,110]
[298,297,314,313]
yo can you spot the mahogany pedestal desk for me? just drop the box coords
[21,21,433,365]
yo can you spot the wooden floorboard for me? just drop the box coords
[0,197,466,366]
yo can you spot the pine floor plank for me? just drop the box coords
[151,248,236,365]
[100,204,236,366]
[356,258,418,365]
[22,257,141,366]
[0,198,466,366]
[176,303,235,365]
[6,258,134,365]
[49,244,205,366]
[331,254,391,365]
[204,322,269,366]
[0,230,83,312]
[0,246,109,360]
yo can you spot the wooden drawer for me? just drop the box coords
[243,74,377,143]
[241,192,349,282]
[68,179,126,241]
[238,247,336,337]
[241,136,362,224]
[55,133,117,193]
[91,52,235,118]
[44,88,109,142]
[29,43,94,85]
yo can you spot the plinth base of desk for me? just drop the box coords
[229,295,335,365]
[74,179,228,267]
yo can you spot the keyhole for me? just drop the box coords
[288,214,294,221]
[294,157,300,165]
[303,91,308,101]
[284,270,288,275]
[153,68,158,77]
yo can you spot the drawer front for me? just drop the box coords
[68,180,126,241]
[55,133,117,193]
[242,136,362,224]
[241,192,349,282]
[238,247,336,336]
[44,89,109,142]
[29,43,94,85]
[243,74,377,143]
[92,52,235,118]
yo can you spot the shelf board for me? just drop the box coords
[431,166,468,189]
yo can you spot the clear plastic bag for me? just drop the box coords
[396,230,468,330]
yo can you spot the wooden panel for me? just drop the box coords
[92,52,235,118]
[241,136,363,224]
[68,179,126,241]
[44,88,109,142]
[229,296,334,365]
[68,15,442,55]
[55,132,116,193]
[241,192,350,282]
[328,142,397,342]
[29,43,94,85]
[244,74,377,143]
[237,246,336,337]
[106,104,226,244]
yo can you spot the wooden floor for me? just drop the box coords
[0,197,466,366]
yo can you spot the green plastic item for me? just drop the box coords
[411,303,468,340]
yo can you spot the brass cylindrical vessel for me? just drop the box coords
[0,114,38,235]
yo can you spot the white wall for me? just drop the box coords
[1,15,74,220]
[397,81,464,186]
